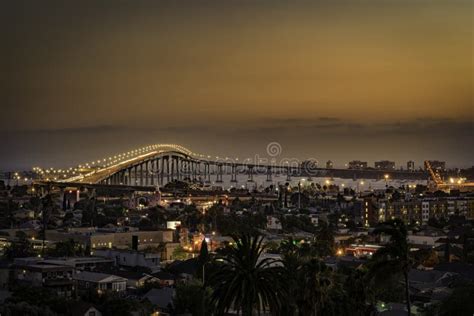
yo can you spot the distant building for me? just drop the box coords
[427,160,446,171]
[92,249,161,272]
[407,160,415,172]
[363,198,377,227]
[74,271,127,294]
[266,216,282,230]
[326,160,333,169]
[13,258,74,297]
[43,257,114,272]
[407,228,446,247]
[348,160,367,169]
[374,160,395,170]
[345,244,381,258]
[45,228,173,251]
[309,214,319,226]
[166,221,181,230]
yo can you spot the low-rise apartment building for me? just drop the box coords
[46,228,174,250]
[13,258,74,297]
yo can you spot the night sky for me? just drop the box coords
[1,0,473,170]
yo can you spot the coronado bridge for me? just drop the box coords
[32,144,428,192]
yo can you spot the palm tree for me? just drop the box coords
[296,259,334,316]
[208,233,287,315]
[280,238,304,316]
[339,267,375,316]
[369,219,411,315]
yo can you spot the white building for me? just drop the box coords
[408,229,446,247]
[93,249,161,272]
[266,216,282,230]
[74,271,127,293]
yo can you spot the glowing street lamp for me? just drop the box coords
[357,180,365,194]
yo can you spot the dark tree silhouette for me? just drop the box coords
[369,219,412,315]
[208,233,287,315]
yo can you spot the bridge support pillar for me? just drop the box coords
[286,167,291,182]
[170,157,175,182]
[139,163,143,186]
[180,159,185,181]
[133,165,138,185]
[216,164,223,183]
[190,161,195,182]
[247,165,254,182]
[186,160,191,181]
[231,164,237,183]
[184,160,189,181]
[157,158,161,185]
[266,166,272,182]
[204,163,211,183]
[151,160,155,185]
[153,159,157,186]
[175,157,180,181]
[145,161,149,186]
[161,157,167,185]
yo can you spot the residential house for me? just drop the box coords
[74,271,127,294]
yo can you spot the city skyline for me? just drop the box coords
[1,0,473,169]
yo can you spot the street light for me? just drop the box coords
[358,181,364,194]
